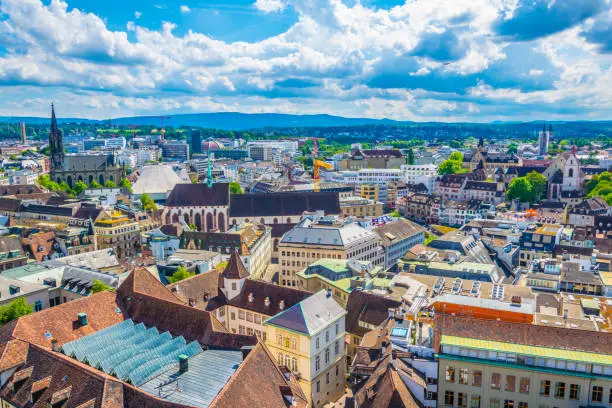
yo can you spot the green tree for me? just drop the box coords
[140,193,158,212]
[89,180,102,188]
[406,148,415,165]
[120,177,133,192]
[526,171,547,201]
[506,143,518,155]
[73,181,88,196]
[229,181,244,194]
[168,266,194,284]
[438,159,463,175]
[0,298,34,325]
[105,180,117,188]
[90,279,115,293]
[448,151,463,162]
[506,177,535,203]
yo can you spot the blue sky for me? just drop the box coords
[0,0,610,121]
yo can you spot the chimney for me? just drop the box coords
[563,309,568,319]
[51,339,59,352]
[188,298,196,307]
[77,312,88,326]
[241,345,255,360]
[178,354,188,373]
[326,288,332,298]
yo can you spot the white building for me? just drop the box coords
[8,170,38,185]
[247,140,299,156]
[104,137,127,150]
[401,164,438,192]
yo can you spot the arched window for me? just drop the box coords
[98,174,105,185]
[206,213,214,232]
[568,168,574,178]
[218,213,225,232]
[274,217,278,224]
[88,175,94,184]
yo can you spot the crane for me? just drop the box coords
[156,115,172,140]
[313,159,333,192]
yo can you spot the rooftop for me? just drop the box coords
[441,335,612,366]
[265,290,346,336]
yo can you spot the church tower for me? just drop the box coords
[49,104,65,171]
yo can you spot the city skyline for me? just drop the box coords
[0,0,610,121]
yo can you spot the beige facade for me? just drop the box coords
[360,184,379,202]
[217,304,269,340]
[94,214,140,259]
[279,244,345,287]
[438,350,611,408]
[339,196,383,218]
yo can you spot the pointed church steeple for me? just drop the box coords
[478,136,484,148]
[49,103,64,171]
[542,122,546,133]
[548,122,553,133]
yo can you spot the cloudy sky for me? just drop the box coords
[0,0,610,121]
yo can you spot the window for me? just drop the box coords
[278,353,283,364]
[335,322,339,335]
[503,400,514,408]
[554,382,565,399]
[325,348,330,364]
[277,333,283,345]
[232,282,237,290]
[473,371,482,387]
[518,403,527,408]
[490,398,500,408]
[239,325,245,335]
[491,373,501,390]
[316,381,320,393]
[325,330,329,342]
[459,368,469,385]
[34,301,43,312]
[336,365,339,376]
[238,310,245,320]
[591,386,602,402]
[519,377,530,394]
[458,392,467,408]
[316,337,320,349]
[254,314,261,324]
[315,356,320,371]
[444,391,455,406]
[291,337,297,350]
[445,366,455,382]
[326,372,330,384]
[246,312,253,322]
[569,384,580,400]
[540,380,550,396]
[609,388,612,404]
[471,395,480,408]
[505,376,516,392]
[334,341,339,355]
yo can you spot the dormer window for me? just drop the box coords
[279,300,285,310]
[248,293,254,303]
[264,296,271,307]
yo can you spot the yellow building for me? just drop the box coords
[360,184,379,202]
[265,290,347,407]
[94,211,140,259]
[339,195,383,218]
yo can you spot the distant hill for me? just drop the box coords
[0,112,399,129]
[109,112,401,130]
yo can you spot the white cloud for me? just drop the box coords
[134,11,142,19]
[0,0,609,121]
[180,5,191,14]
[254,0,286,13]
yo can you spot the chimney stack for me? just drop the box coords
[51,339,59,352]
[178,354,188,373]
[77,312,88,326]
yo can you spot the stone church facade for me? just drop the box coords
[49,105,124,187]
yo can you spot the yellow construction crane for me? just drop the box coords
[313,159,333,192]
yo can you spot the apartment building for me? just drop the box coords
[265,290,347,408]
[340,195,383,218]
[374,218,426,268]
[278,217,383,287]
[94,211,140,259]
[435,315,611,408]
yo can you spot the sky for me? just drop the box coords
[0,0,610,121]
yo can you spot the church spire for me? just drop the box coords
[49,103,64,170]
[478,136,484,148]
[542,122,546,133]
[548,122,553,133]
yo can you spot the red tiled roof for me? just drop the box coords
[0,339,28,371]
[222,251,249,280]
[118,267,183,305]
[0,291,124,349]
[209,342,308,408]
